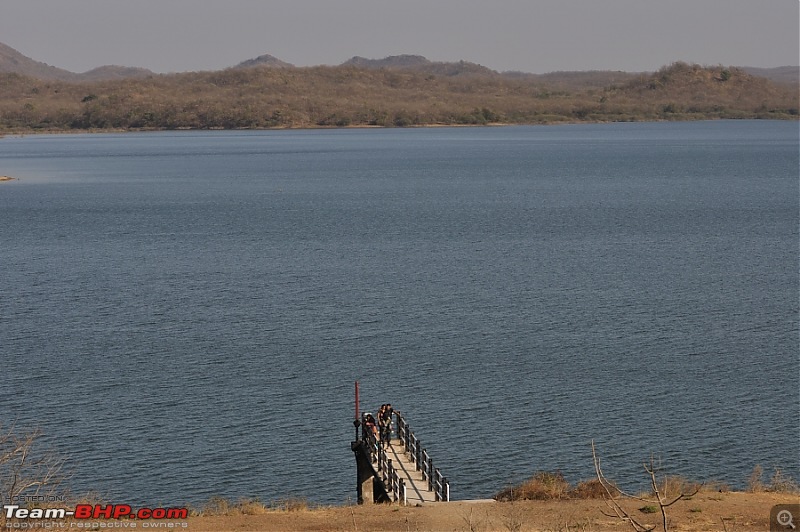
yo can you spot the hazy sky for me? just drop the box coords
[2,0,798,74]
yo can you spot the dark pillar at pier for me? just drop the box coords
[351,440,391,504]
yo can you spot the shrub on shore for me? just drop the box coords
[495,471,608,501]
[198,496,268,516]
[646,475,703,499]
[747,464,800,494]
[498,466,798,502]
[195,496,312,516]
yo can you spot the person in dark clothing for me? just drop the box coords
[379,403,393,445]
[364,413,378,439]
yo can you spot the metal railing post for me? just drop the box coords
[386,459,393,499]
[396,412,404,442]
[378,436,387,475]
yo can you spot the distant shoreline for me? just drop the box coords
[0,116,796,139]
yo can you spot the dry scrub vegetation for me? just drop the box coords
[495,472,708,504]
[2,425,797,531]
[0,425,69,527]
[491,445,799,532]
[495,466,798,503]
[196,496,311,516]
[496,472,607,501]
[0,62,796,132]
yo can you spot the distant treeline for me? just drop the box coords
[0,62,796,132]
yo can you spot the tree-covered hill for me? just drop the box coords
[0,61,796,132]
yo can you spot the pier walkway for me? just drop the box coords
[381,438,436,504]
[352,409,450,505]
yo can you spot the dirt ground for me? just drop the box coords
[180,491,798,531]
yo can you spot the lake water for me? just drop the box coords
[1,121,798,507]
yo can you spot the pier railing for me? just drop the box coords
[362,416,408,504]
[378,450,407,505]
[359,410,450,503]
[394,411,450,502]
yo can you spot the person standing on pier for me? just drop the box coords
[376,404,386,444]
[379,403,393,445]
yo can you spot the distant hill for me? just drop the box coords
[0,42,154,81]
[342,55,431,69]
[0,58,795,132]
[342,55,497,77]
[234,54,294,69]
[598,62,797,121]
[79,65,156,81]
[740,66,799,86]
[502,70,642,90]
[0,42,78,81]
[1,40,797,89]
[0,41,796,132]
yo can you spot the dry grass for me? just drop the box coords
[747,464,765,493]
[748,464,800,494]
[496,471,572,501]
[569,479,609,500]
[767,468,800,493]
[495,470,756,503]
[647,475,703,499]
[195,496,312,517]
[184,493,800,532]
[197,496,269,516]
[496,472,610,501]
[275,497,310,512]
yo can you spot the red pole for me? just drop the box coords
[354,380,360,421]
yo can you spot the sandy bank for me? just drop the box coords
[181,491,797,531]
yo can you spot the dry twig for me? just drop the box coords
[591,440,701,532]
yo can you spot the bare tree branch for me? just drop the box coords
[592,440,702,532]
[592,440,654,532]
[0,425,69,525]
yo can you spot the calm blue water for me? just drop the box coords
[1,121,798,507]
